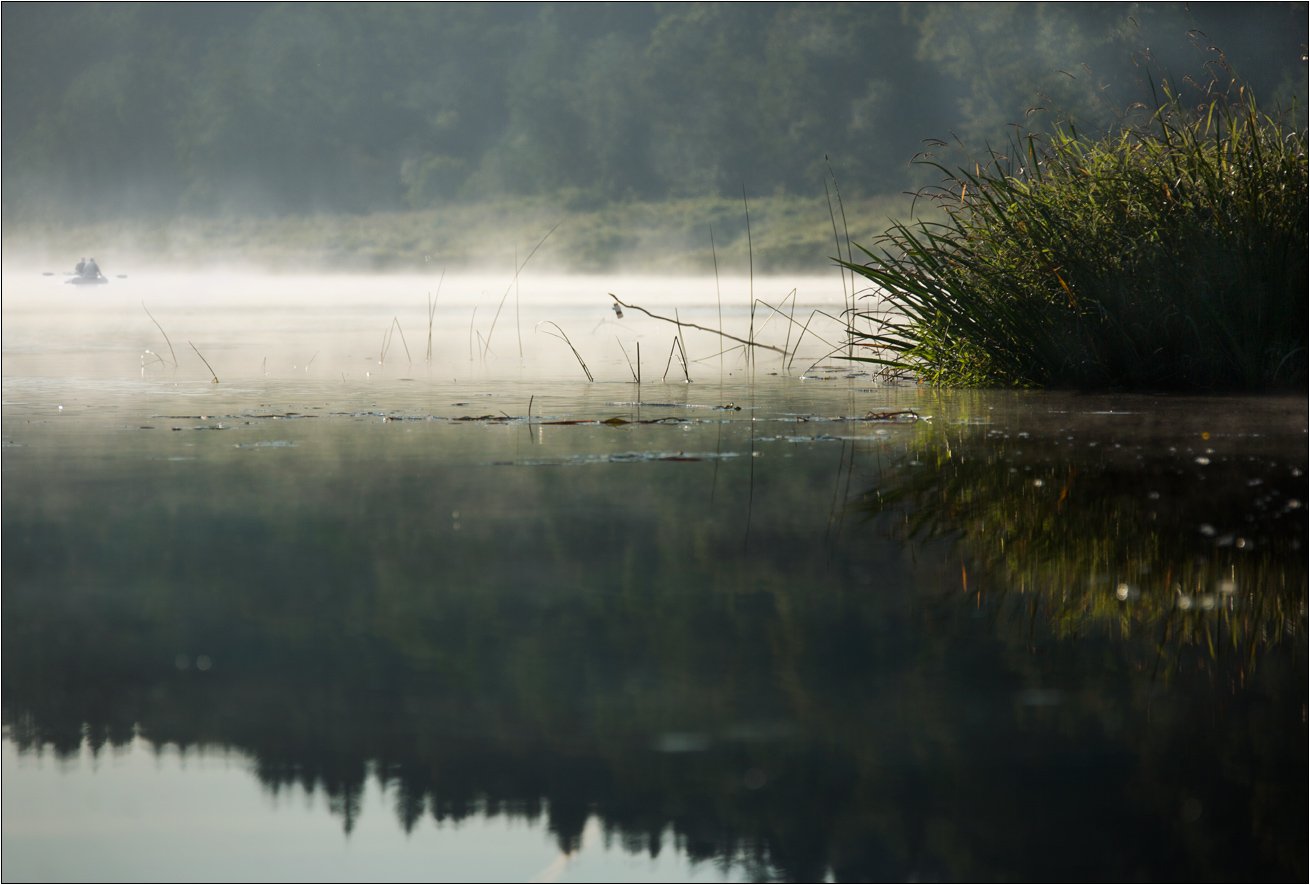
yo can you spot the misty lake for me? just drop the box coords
[2,269,1306,882]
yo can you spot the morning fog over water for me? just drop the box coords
[2,269,1306,882]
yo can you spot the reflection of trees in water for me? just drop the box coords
[864,419,1307,683]
[3,418,1306,880]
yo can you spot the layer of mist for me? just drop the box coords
[3,4,1305,272]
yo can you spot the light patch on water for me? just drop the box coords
[653,732,713,754]
[1016,689,1063,707]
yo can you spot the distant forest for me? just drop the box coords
[3,2,1305,222]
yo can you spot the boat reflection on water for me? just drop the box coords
[2,392,1306,881]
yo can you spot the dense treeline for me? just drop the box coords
[2,3,1305,222]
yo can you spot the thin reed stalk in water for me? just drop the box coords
[711,224,724,377]
[514,247,522,358]
[426,270,445,364]
[188,341,219,383]
[748,292,803,367]
[484,222,559,360]
[391,318,412,366]
[618,338,639,382]
[782,289,798,367]
[788,309,835,371]
[536,321,593,382]
[742,186,755,370]
[674,309,691,382]
[751,298,843,363]
[380,317,413,367]
[142,303,178,367]
[825,158,857,354]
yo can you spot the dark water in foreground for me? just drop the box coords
[2,274,1307,881]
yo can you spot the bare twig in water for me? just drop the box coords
[607,294,785,355]
[537,321,593,382]
[188,341,219,383]
[142,303,178,367]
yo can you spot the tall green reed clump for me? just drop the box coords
[843,83,1307,389]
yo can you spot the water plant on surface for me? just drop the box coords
[842,76,1308,390]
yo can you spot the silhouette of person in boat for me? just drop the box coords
[82,258,102,280]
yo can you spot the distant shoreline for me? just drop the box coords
[1,192,922,277]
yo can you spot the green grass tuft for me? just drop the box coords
[842,80,1308,390]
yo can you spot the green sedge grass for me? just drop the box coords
[842,81,1307,390]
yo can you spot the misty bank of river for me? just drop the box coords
[2,271,1306,881]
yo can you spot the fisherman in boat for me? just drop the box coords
[75,257,87,276]
[82,257,102,280]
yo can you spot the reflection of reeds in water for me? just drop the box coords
[865,426,1308,681]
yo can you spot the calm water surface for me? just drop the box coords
[3,271,1306,881]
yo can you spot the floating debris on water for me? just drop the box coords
[497,450,742,467]
[234,440,296,449]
